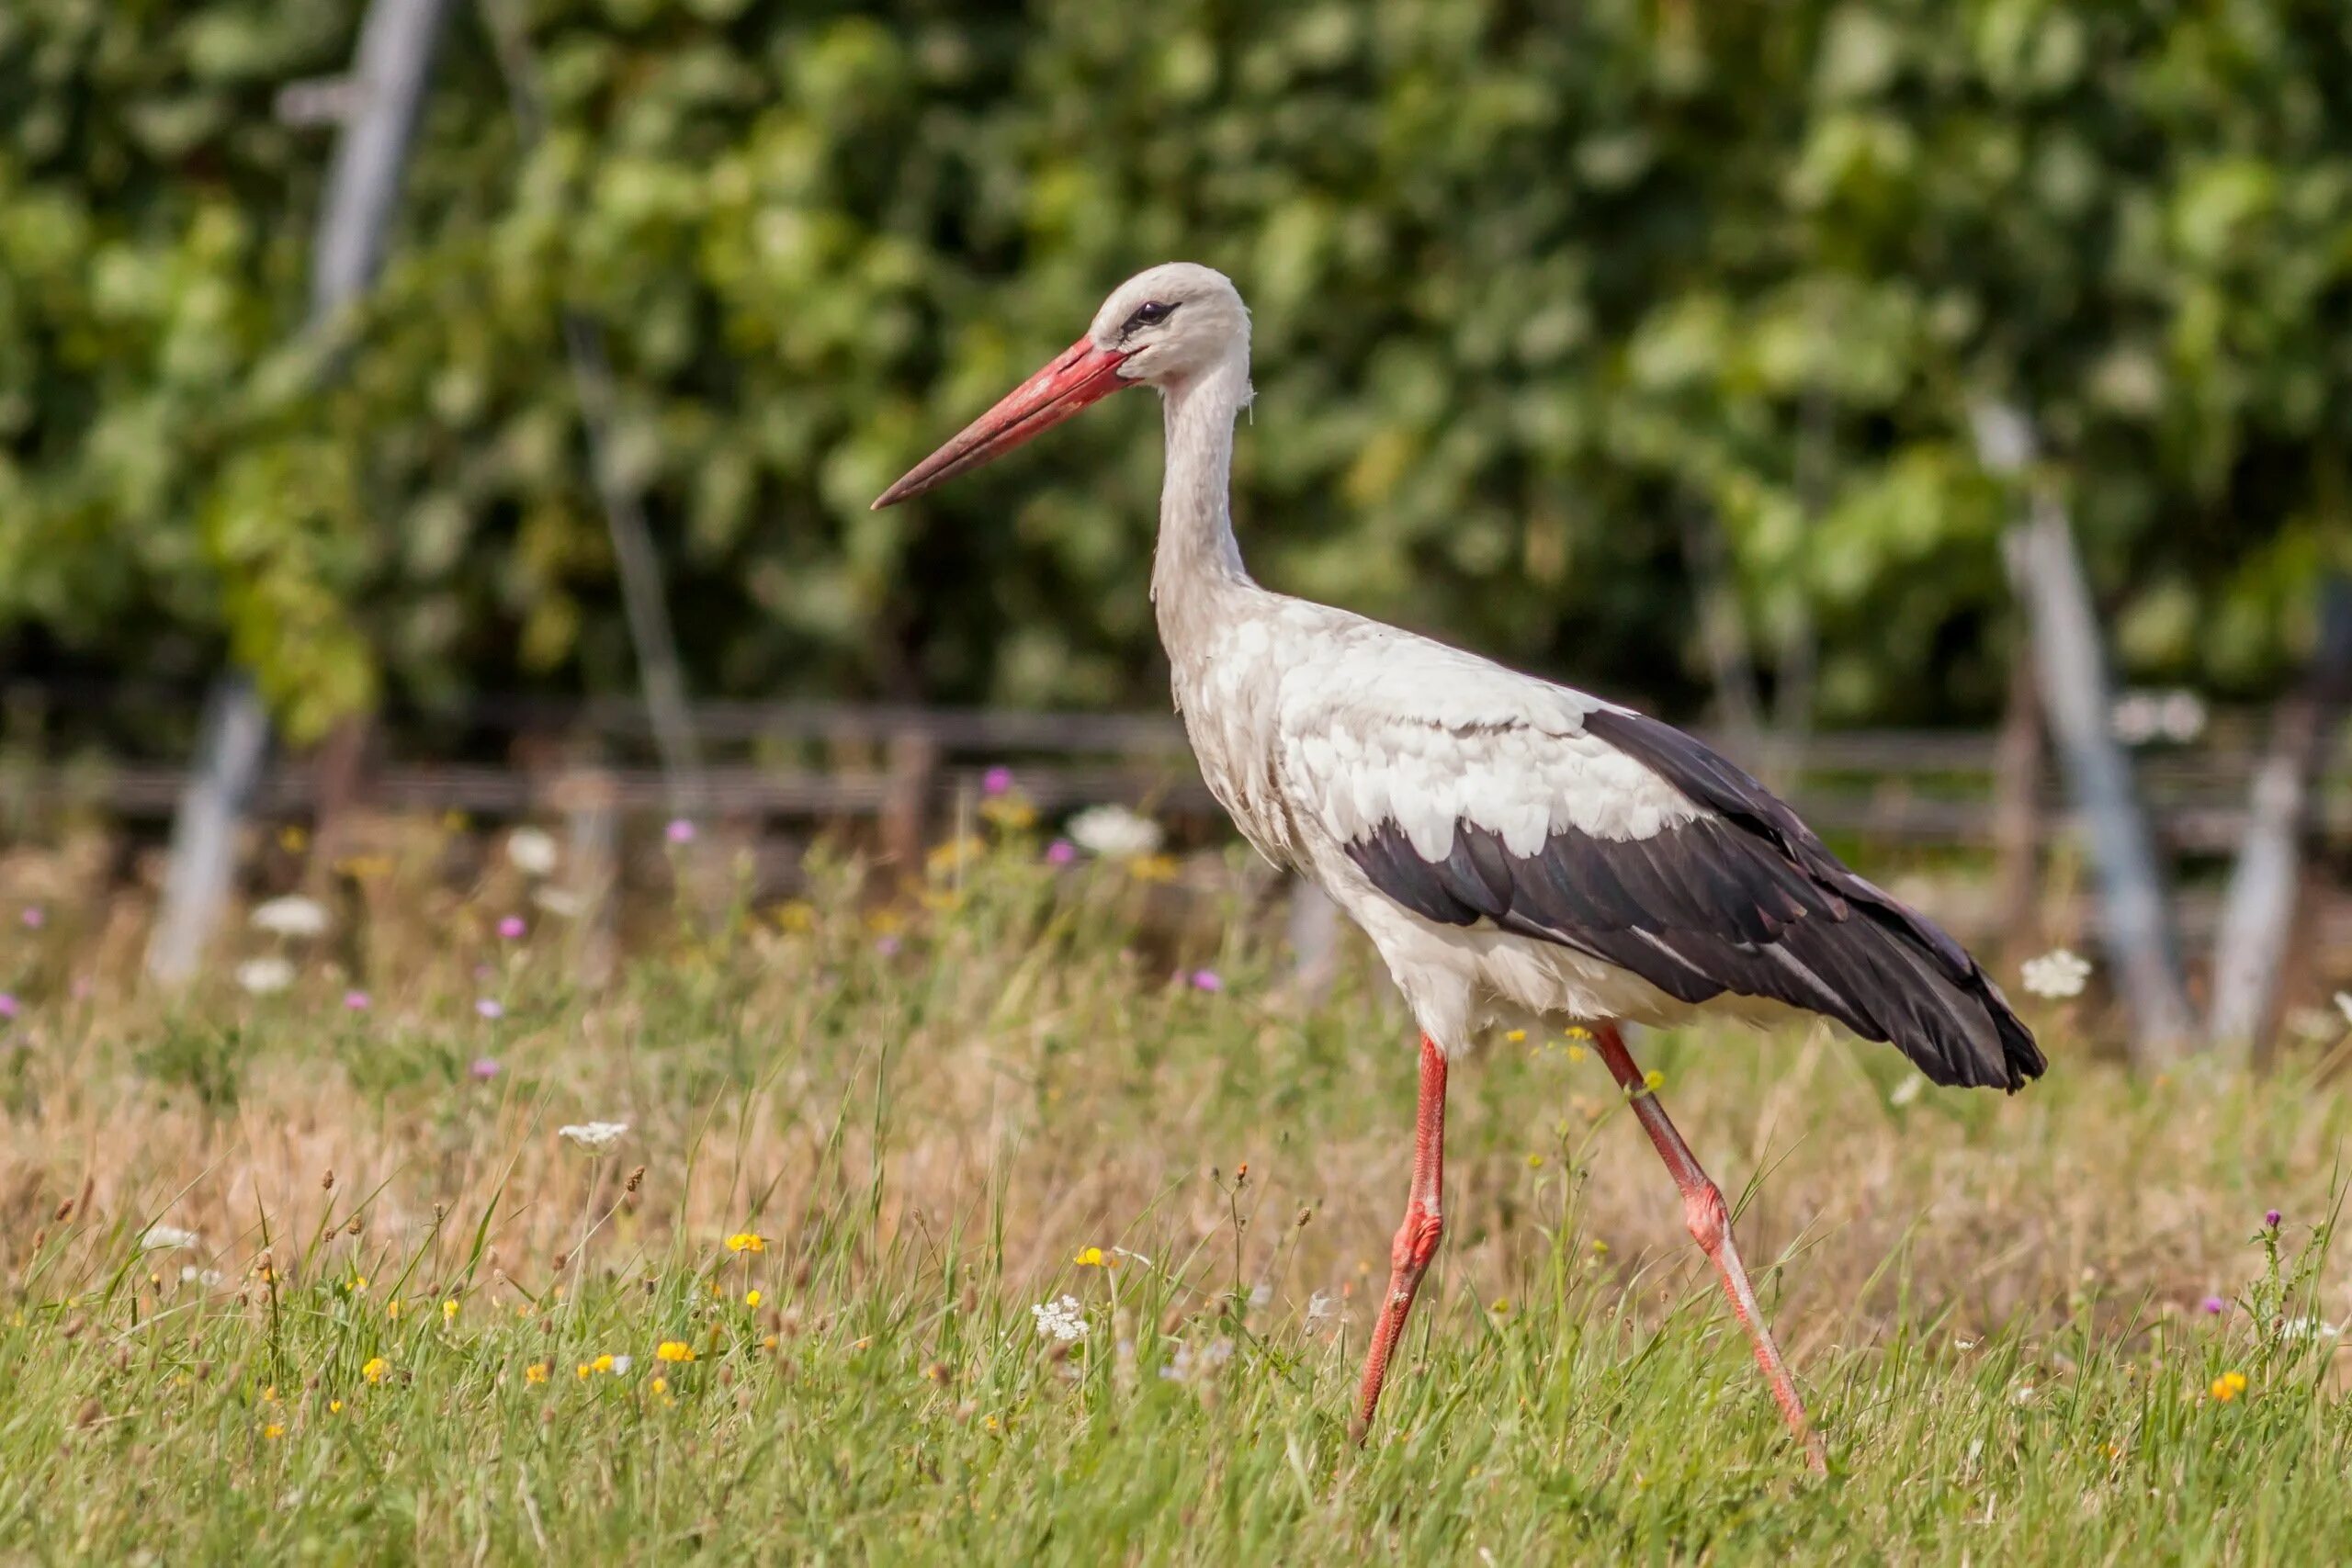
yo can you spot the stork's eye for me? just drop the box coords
[1125,300,1176,333]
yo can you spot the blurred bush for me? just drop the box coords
[3,0,2348,739]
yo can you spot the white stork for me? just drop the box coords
[876,263,2044,1470]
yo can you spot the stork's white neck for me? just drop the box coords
[1151,349,1256,651]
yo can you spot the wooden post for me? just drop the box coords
[2210,577,2352,1056]
[556,766,619,988]
[146,677,273,983]
[1973,400,2197,1065]
[146,0,454,987]
[1990,644,2045,959]
[880,730,937,879]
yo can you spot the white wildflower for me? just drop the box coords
[2284,1006,2338,1042]
[1305,1291,1337,1326]
[249,896,331,939]
[1031,1294,1088,1343]
[2159,690,2207,743]
[1888,1076,1924,1107]
[2336,991,2352,1029]
[235,956,297,995]
[608,1353,634,1373]
[532,886,587,919]
[506,827,560,878]
[179,1265,224,1288]
[2011,1383,2037,1404]
[2020,948,2091,1000]
[558,1121,629,1152]
[2110,692,2162,747]
[2112,688,2209,747]
[1066,804,1163,861]
[140,1224,202,1251]
[1249,1281,1273,1310]
[2280,1317,2341,1341]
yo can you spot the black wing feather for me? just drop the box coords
[1340,710,2046,1092]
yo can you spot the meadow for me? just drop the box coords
[2,813,2349,1563]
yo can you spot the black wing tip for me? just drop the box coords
[1894,963,2046,1093]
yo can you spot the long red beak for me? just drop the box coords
[872,337,1132,509]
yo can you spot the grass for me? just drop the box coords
[2,817,2350,1562]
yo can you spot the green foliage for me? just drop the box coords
[5,0,2350,731]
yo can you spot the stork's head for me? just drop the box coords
[873,263,1247,508]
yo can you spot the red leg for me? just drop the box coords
[1590,1023,1826,1474]
[1351,1032,1447,1442]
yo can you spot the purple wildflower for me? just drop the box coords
[0,993,17,1021]
[665,818,696,845]
[469,1056,502,1080]
[982,765,1013,796]
[2266,1209,2282,1230]
[20,907,43,930]
[475,998,505,1021]
[343,989,372,1012]
[1190,969,1224,993]
[497,915,526,941]
[876,935,901,958]
[1046,840,1077,867]
[2201,1295,2228,1315]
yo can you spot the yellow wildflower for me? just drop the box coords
[385,1298,401,1320]
[726,1233,766,1254]
[772,900,817,933]
[981,795,1037,831]
[650,1376,670,1395]
[656,1341,696,1364]
[442,1298,458,1325]
[525,1362,549,1385]
[761,1334,779,1350]
[1526,1154,1544,1168]
[263,1423,285,1439]
[1564,1025,1592,1041]
[361,1357,390,1385]
[1073,1247,1104,1268]
[2211,1371,2248,1403]
[594,1354,616,1373]
[329,1400,344,1415]
[923,835,986,877]
[1566,1045,1588,1063]
[1491,1299,1511,1314]
[1643,1069,1665,1091]
[278,825,309,852]
[1505,1029,1526,1043]
[352,1275,369,1292]
[575,1363,593,1381]
[261,1385,278,1404]
[745,1289,763,1308]
[1127,853,1179,884]
[1590,1238,1610,1255]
